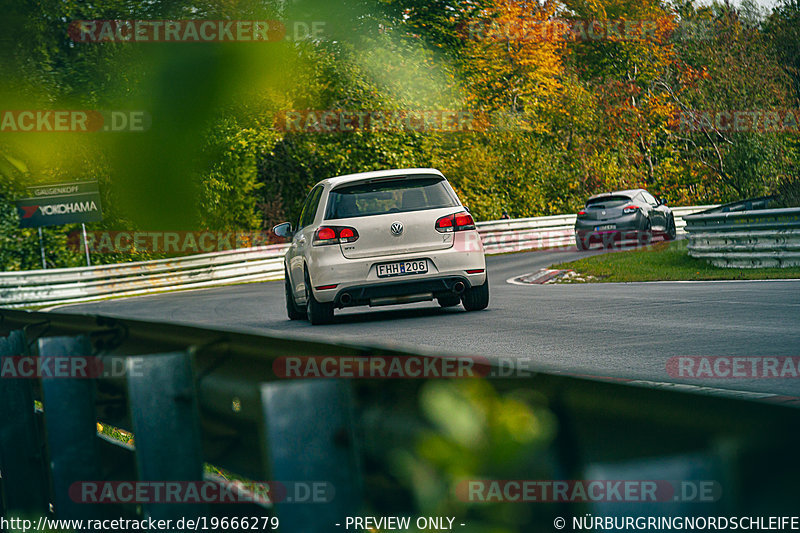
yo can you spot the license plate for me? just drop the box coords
[377,260,428,278]
[596,224,616,231]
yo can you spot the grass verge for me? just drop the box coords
[551,240,800,282]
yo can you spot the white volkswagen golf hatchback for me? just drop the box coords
[273,168,488,324]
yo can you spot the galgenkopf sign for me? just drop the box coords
[16,181,103,228]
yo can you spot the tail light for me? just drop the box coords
[436,216,453,231]
[578,210,587,216]
[313,226,359,246]
[622,205,639,214]
[436,211,475,233]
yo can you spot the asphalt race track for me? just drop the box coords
[56,248,800,397]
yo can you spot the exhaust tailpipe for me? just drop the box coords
[340,293,352,305]
[452,281,466,294]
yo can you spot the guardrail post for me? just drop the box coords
[127,352,206,521]
[259,379,361,532]
[38,335,100,520]
[0,330,49,515]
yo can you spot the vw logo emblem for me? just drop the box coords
[601,210,606,216]
[390,221,403,236]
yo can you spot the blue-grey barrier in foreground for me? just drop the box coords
[1,309,799,531]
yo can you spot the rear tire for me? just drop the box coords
[639,218,653,246]
[285,268,305,321]
[305,270,334,325]
[575,233,589,251]
[462,279,489,311]
[664,215,677,241]
[437,295,461,308]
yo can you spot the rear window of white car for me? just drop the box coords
[325,176,459,219]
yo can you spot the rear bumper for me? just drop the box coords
[574,214,653,246]
[332,276,470,308]
[574,213,643,234]
[307,230,486,304]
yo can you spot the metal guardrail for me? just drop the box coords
[0,206,715,308]
[685,207,800,268]
[1,308,799,530]
[0,245,289,308]
[697,195,778,214]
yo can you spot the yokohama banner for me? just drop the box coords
[15,181,103,228]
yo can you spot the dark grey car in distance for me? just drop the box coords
[574,189,676,250]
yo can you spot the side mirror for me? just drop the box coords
[659,197,668,206]
[272,222,294,238]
